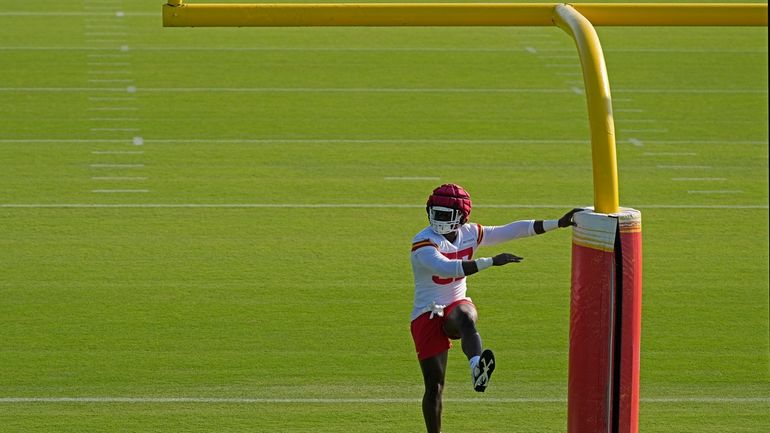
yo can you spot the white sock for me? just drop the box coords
[469,355,480,372]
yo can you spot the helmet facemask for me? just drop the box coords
[428,206,463,235]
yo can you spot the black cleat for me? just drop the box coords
[472,349,496,392]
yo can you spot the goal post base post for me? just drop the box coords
[569,208,642,433]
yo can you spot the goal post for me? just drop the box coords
[161,3,767,432]
[553,4,618,213]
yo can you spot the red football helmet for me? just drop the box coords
[426,183,472,234]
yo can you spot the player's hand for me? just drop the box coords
[492,253,524,266]
[558,208,583,228]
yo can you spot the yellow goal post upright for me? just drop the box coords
[162,3,767,432]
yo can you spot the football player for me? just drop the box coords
[410,183,580,433]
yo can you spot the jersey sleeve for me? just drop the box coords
[411,240,465,278]
[479,220,536,246]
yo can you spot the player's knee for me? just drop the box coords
[459,310,476,327]
[445,304,477,337]
[453,308,477,334]
[424,380,443,399]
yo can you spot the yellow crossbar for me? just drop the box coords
[163,3,768,27]
[578,3,767,26]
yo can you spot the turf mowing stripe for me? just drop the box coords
[0,397,766,404]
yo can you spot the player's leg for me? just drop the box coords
[443,302,496,392]
[443,302,481,359]
[419,351,448,433]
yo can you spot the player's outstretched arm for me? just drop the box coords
[481,208,584,245]
[462,253,523,276]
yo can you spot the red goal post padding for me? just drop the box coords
[569,208,642,433]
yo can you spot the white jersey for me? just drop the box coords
[410,220,539,321]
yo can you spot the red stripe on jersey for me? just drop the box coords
[411,239,437,252]
[476,223,484,245]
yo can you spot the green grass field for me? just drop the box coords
[1,1,768,432]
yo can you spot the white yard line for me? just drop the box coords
[87,79,134,83]
[0,138,588,144]
[657,165,712,169]
[88,116,139,120]
[671,178,727,181]
[89,164,144,168]
[687,190,744,194]
[87,107,138,111]
[384,176,441,181]
[84,32,128,37]
[0,12,154,17]
[0,44,765,54]
[0,86,766,95]
[0,138,766,146]
[86,54,130,58]
[0,204,766,209]
[91,189,149,193]
[0,396,766,404]
[620,129,669,133]
[90,128,140,132]
[86,62,131,66]
[87,70,133,75]
[91,177,147,180]
[644,152,697,156]
[141,87,575,94]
